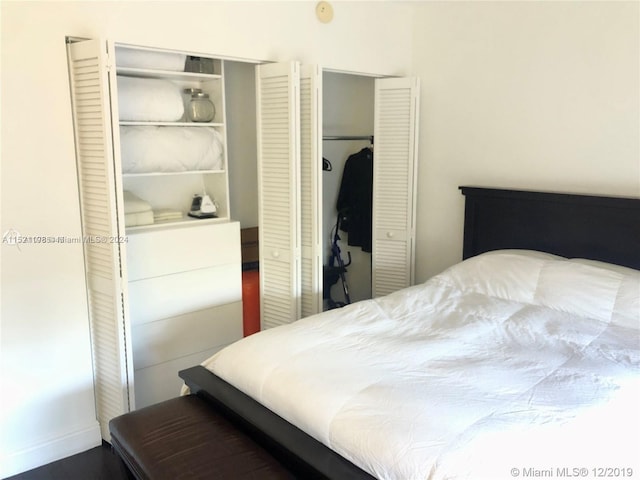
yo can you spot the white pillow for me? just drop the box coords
[569,259,639,329]
[439,250,560,304]
[534,261,623,323]
[439,250,638,327]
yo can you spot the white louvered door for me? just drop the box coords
[256,62,302,328]
[299,65,323,317]
[372,77,420,297]
[67,39,134,439]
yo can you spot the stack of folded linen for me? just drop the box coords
[123,191,154,227]
[153,208,183,223]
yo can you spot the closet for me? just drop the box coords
[256,63,420,328]
[66,39,246,439]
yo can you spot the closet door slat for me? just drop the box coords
[299,65,323,317]
[67,39,135,440]
[372,77,420,297]
[256,62,301,328]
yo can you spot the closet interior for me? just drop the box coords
[226,69,377,311]
[321,72,376,309]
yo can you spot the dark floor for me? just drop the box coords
[6,442,126,480]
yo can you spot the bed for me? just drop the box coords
[180,186,640,480]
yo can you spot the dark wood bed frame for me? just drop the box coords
[180,186,640,479]
[459,186,640,269]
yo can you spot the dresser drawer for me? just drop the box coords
[133,345,226,409]
[128,263,241,325]
[131,301,242,370]
[126,221,241,281]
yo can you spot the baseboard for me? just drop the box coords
[1,422,102,478]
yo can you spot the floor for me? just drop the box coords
[6,442,127,480]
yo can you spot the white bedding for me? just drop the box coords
[119,126,224,173]
[202,251,640,480]
[117,76,184,122]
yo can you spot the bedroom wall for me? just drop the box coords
[0,1,413,476]
[411,1,640,280]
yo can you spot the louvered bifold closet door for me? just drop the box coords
[299,65,323,317]
[256,62,301,328]
[67,39,134,440]
[372,77,420,297]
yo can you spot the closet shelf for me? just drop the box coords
[126,215,230,233]
[119,121,224,127]
[122,169,226,178]
[117,67,222,82]
[323,135,373,142]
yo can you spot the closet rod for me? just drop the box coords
[323,135,374,143]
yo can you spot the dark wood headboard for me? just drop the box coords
[459,186,640,270]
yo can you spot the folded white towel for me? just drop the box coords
[125,210,154,227]
[117,76,184,122]
[123,191,152,214]
[153,209,183,222]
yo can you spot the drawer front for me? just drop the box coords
[131,301,242,369]
[133,346,225,409]
[128,263,241,325]
[126,221,241,281]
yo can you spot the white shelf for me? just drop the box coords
[117,66,221,82]
[122,170,226,178]
[120,121,224,127]
[126,215,230,233]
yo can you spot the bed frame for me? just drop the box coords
[459,186,640,269]
[180,186,639,479]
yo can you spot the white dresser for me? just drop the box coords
[126,222,242,408]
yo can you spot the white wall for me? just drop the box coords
[0,1,413,476]
[411,1,640,280]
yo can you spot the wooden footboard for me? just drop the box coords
[179,366,376,480]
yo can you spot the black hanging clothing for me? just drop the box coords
[336,148,373,253]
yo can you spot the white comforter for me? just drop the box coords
[119,126,224,173]
[202,251,640,480]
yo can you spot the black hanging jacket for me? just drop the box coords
[336,148,373,253]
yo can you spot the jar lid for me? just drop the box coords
[192,92,210,99]
[184,88,203,95]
